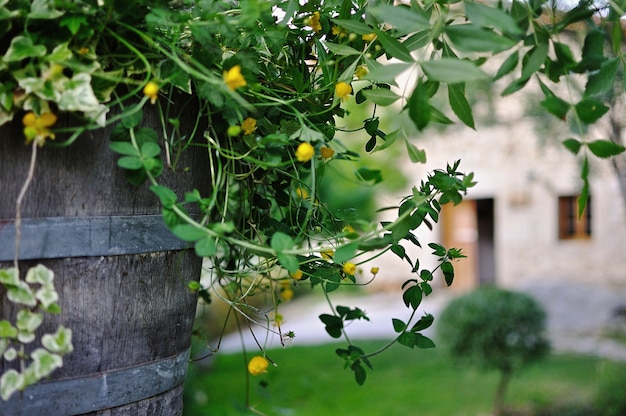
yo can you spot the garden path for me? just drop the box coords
[217,279,626,362]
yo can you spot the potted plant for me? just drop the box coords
[0,0,623,414]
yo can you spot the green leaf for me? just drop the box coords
[322,41,361,56]
[362,88,401,106]
[0,320,17,338]
[361,62,412,84]
[117,156,143,170]
[374,29,414,62]
[16,310,43,333]
[368,4,430,32]
[397,331,416,348]
[403,285,423,310]
[352,362,367,385]
[24,264,54,286]
[30,348,63,379]
[331,18,373,35]
[407,81,432,131]
[2,36,46,62]
[562,138,582,155]
[421,59,488,83]
[7,281,36,307]
[464,2,523,35]
[411,313,435,332]
[445,24,516,53]
[585,58,619,97]
[540,95,570,120]
[0,268,19,286]
[0,370,23,401]
[414,333,436,349]
[448,83,474,129]
[521,43,549,80]
[141,142,161,158]
[392,318,407,333]
[121,109,143,129]
[441,261,454,286]
[405,141,427,163]
[355,167,383,184]
[151,185,178,207]
[35,287,59,309]
[270,232,295,252]
[319,314,343,338]
[574,98,609,124]
[333,243,358,264]
[277,253,300,274]
[171,224,207,242]
[109,142,141,156]
[41,325,73,355]
[587,139,626,158]
[194,237,217,257]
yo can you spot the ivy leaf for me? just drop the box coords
[0,370,23,401]
[2,36,46,62]
[587,139,626,158]
[7,281,36,307]
[41,325,73,355]
[30,348,63,379]
[421,59,488,83]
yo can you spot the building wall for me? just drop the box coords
[388,94,626,289]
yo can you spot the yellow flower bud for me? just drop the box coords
[143,81,159,104]
[223,65,247,90]
[248,356,269,376]
[290,269,303,280]
[343,262,357,276]
[320,146,335,159]
[295,142,315,162]
[335,82,352,100]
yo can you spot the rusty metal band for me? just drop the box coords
[0,215,190,261]
[0,348,190,416]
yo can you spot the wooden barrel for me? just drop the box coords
[0,101,209,415]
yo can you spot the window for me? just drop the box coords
[558,196,591,240]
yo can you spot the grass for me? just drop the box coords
[183,340,612,416]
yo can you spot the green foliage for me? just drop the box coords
[594,362,626,416]
[437,287,550,373]
[0,265,72,401]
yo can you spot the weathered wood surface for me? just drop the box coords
[0,101,209,415]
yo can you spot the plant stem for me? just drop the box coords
[493,367,512,416]
[13,141,38,271]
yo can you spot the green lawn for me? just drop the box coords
[183,340,612,416]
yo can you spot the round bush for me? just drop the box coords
[437,286,550,373]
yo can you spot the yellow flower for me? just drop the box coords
[241,117,257,135]
[320,146,335,159]
[280,287,294,302]
[295,142,315,162]
[22,111,57,147]
[290,269,303,280]
[371,267,379,275]
[362,33,377,42]
[306,11,322,33]
[335,82,352,100]
[355,65,368,79]
[295,187,309,199]
[343,262,357,276]
[332,25,348,38]
[248,356,269,376]
[223,65,247,90]
[143,81,159,104]
[320,249,334,259]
